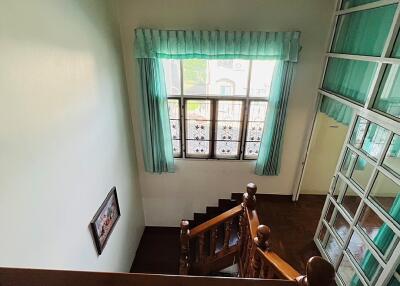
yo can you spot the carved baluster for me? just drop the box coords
[209,227,217,257]
[243,229,253,278]
[179,220,190,275]
[242,183,257,210]
[238,210,246,251]
[296,256,335,286]
[223,219,233,251]
[264,263,275,279]
[198,233,205,262]
[252,225,271,278]
[238,218,248,277]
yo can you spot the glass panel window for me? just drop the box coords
[185,100,212,158]
[388,276,400,286]
[370,172,400,224]
[182,59,249,96]
[358,205,397,256]
[326,233,342,266]
[333,211,351,241]
[325,202,336,223]
[341,0,379,9]
[168,99,182,157]
[338,255,363,286]
[333,176,347,200]
[249,60,276,98]
[318,224,328,246]
[350,117,368,149]
[384,134,400,176]
[374,65,400,119]
[361,123,390,160]
[351,156,374,190]
[163,59,181,95]
[163,59,272,160]
[331,5,397,56]
[322,58,377,105]
[341,149,358,177]
[244,101,268,159]
[348,231,383,281]
[392,30,400,58]
[342,187,361,218]
[215,100,243,159]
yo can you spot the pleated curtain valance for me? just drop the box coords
[135,28,301,62]
[135,28,301,175]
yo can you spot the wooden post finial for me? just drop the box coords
[254,224,270,251]
[247,183,257,196]
[179,220,190,275]
[242,183,257,209]
[180,220,189,233]
[296,256,335,286]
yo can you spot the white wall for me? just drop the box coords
[301,113,349,194]
[0,0,144,271]
[114,0,335,226]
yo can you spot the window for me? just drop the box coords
[164,59,276,159]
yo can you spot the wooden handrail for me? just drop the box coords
[0,267,301,286]
[189,204,242,238]
[179,182,335,286]
[257,248,300,280]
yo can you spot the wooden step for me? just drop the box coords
[193,213,208,227]
[218,199,237,211]
[231,192,242,202]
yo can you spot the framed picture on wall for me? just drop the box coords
[89,187,121,255]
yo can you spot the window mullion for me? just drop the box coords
[210,99,217,159]
[180,60,186,159]
[240,60,253,160]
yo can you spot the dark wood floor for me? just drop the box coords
[130,194,326,275]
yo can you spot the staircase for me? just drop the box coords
[0,183,336,286]
[179,183,336,286]
[188,193,242,228]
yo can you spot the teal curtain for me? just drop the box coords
[135,29,300,62]
[341,0,379,9]
[323,57,377,105]
[351,194,400,285]
[138,58,175,173]
[320,96,353,126]
[331,4,396,56]
[255,62,294,175]
[135,28,300,174]
[374,65,400,119]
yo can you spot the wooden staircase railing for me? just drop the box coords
[0,267,316,286]
[180,183,335,286]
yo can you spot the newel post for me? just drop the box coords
[252,225,271,277]
[179,220,190,275]
[296,256,335,286]
[243,183,257,210]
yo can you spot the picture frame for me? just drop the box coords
[89,187,121,255]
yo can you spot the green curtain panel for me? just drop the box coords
[392,31,400,58]
[320,96,353,125]
[331,4,396,56]
[135,29,300,62]
[255,62,294,175]
[135,28,300,174]
[374,64,400,119]
[323,57,377,105]
[341,0,379,9]
[351,195,400,285]
[137,58,175,173]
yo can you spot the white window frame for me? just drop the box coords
[300,0,400,285]
[167,59,272,160]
